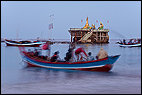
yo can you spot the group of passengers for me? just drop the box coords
[121,39,141,45]
[28,48,49,60]
[50,47,108,62]
[28,43,108,62]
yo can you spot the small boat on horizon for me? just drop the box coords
[116,38,141,47]
[5,39,45,47]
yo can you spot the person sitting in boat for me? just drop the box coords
[28,49,34,55]
[133,39,138,44]
[134,39,138,44]
[50,51,60,62]
[75,47,88,61]
[123,39,126,45]
[64,48,73,62]
[34,49,39,56]
[96,48,108,60]
[87,52,94,61]
[128,39,133,44]
[138,39,141,44]
[69,42,76,50]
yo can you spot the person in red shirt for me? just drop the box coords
[41,41,50,50]
[75,47,88,61]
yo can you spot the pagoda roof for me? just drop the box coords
[68,28,109,33]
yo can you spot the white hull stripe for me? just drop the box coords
[119,43,141,47]
[23,59,106,69]
[5,41,43,45]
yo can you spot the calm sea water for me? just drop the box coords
[1,40,141,94]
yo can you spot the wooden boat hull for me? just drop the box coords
[119,43,141,47]
[5,39,43,47]
[6,43,41,47]
[20,51,120,72]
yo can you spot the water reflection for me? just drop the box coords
[18,66,119,84]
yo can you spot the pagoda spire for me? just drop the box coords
[83,17,91,29]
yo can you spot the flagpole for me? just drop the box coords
[96,20,98,29]
[49,15,51,41]
[107,20,109,29]
[49,14,54,42]
[48,14,54,57]
[81,19,83,28]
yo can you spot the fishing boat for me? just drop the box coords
[19,48,120,72]
[117,38,141,47]
[5,39,44,47]
[119,43,141,47]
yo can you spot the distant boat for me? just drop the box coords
[19,48,120,72]
[5,39,44,47]
[116,38,141,47]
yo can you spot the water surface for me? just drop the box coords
[1,40,141,94]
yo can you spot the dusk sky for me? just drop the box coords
[1,1,141,40]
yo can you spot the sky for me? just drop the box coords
[1,1,141,40]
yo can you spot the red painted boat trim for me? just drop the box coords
[73,64,113,72]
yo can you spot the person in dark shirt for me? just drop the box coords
[34,49,39,56]
[123,39,126,45]
[87,52,94,61]
[64,48,73,62]
[50,51,59,62]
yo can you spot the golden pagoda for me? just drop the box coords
[68,17,109,44]
[83,17,91,29]
[98,21,104,30]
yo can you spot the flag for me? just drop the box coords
[107,20,109,23]
[81,19,83,23]
[49,23,53,30]
[41,42,49,50]
[96,20,98,23]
